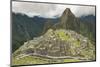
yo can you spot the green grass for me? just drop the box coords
[56,30,70,40]
[63,59,80,62]
[12,55,83,66]
[74,39,81,47]
[12,55,50,65]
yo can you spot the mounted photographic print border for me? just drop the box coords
[10,0,96,67]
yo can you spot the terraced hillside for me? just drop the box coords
[12,29,95,65]
[12,8,96,66]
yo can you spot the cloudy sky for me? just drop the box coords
[12,1,95,18]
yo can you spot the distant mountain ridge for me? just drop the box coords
[12,13,59,52]
[12,8,96,52]
[12,8,96,65]
[52,8,95,43]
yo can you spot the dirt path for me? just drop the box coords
[16,53,88,61]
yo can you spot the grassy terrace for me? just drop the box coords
[12,55,84,66]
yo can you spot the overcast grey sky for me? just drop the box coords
[12,1,95,18]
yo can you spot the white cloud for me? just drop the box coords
[12,1,95,18]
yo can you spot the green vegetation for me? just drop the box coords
[12,55,83,65]
[56,30,70,40]
[63,59,80,62]
[12,8,96,66]
[12,29,95,65]
[12,55,49,65]
[74,39,81,47]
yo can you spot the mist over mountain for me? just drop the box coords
[12,8,96,65]
[12,1,95,18]
[12,8,95,53]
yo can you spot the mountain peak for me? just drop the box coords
[63,8,71,14]
[58,8,75,29]
[53,8,76,29]
[61,8,75,18]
